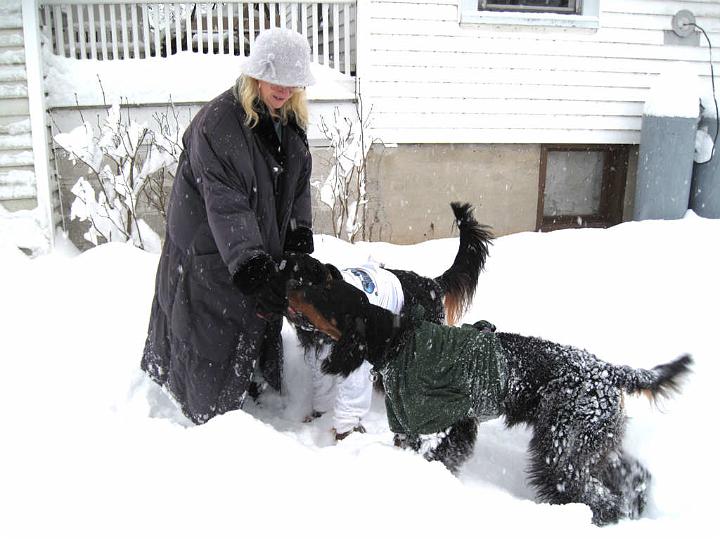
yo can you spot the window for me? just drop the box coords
[479,1,580,15]
[459,0,599,29]
[537,145,630,231]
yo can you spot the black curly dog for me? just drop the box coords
[284,278,692,526]
[282,202,493,355]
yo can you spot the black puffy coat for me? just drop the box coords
[141,87,313,424]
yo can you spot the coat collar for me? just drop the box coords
[252,100,285,166]
[249,99,310,241]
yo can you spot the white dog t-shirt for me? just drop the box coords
[310,262,405,435]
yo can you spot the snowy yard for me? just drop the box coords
[3,1,718,536]
[1,213,718,539]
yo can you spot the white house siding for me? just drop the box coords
[0,0,36,207]
[363,0,720,144]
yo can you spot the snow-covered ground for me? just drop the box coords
[1,213,718,539]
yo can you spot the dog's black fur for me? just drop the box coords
[283,202,493,361]
[285,279,693,526]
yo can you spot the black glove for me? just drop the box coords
[233,254,288,320]
[255,275,288,319]
[284,225,314,254]
[234,254,276,295]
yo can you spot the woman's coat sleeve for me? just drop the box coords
[189,120,266,277]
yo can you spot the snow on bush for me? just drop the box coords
[315,95,374,243]
[54,99,182,252]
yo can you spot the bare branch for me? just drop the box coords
[60,79,182,250]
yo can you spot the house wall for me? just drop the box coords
[44,0,720,249]
[361,0,720,144]
[0,0,35,211]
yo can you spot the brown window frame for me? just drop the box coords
[536,144,630,231]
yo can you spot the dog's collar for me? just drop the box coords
[372,312,419,371]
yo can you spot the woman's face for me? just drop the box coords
[258,80,296,112]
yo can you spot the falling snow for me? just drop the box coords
[1,213,718,538]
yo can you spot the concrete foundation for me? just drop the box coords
[361,143,540,243]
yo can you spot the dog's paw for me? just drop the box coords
[333,424,367,441]
[303,410,324,423]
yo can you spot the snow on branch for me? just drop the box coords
[53,90,184,252]
[315,91,375,243]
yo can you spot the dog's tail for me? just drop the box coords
[616,355,693,402]
[435,202,494,325]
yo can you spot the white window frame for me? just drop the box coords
[459,0,599,30]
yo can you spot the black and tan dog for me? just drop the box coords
[282,202,494,359]
[284,278,692,526]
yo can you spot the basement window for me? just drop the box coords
[480,1,579,14]
[537,145,630,231]
[459,0,599,29]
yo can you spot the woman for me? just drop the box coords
[141,28,316,424]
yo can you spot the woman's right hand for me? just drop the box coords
[255,274,288,320]
[233,253,287,320]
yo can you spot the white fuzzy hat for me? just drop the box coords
[242,28,316,87]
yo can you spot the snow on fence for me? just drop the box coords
[37,0,356,76]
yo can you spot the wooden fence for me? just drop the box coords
[38,0,356,75]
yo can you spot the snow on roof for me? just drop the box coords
[43,51,355,109]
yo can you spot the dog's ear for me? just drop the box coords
[324,263,343,282]
[302,280,370,329]
[281,252,332,287]
[321,316,367,377]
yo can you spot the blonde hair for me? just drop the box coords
[235,75,309,130]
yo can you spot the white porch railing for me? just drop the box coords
[37,0,356,76]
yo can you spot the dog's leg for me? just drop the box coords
[392,418,478,475]
[600,452,651,520]
[393,419,479,474]
[394,432,421,451]
[528,423,622,525]
[424,418,479,474]
[527,380,629,526]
